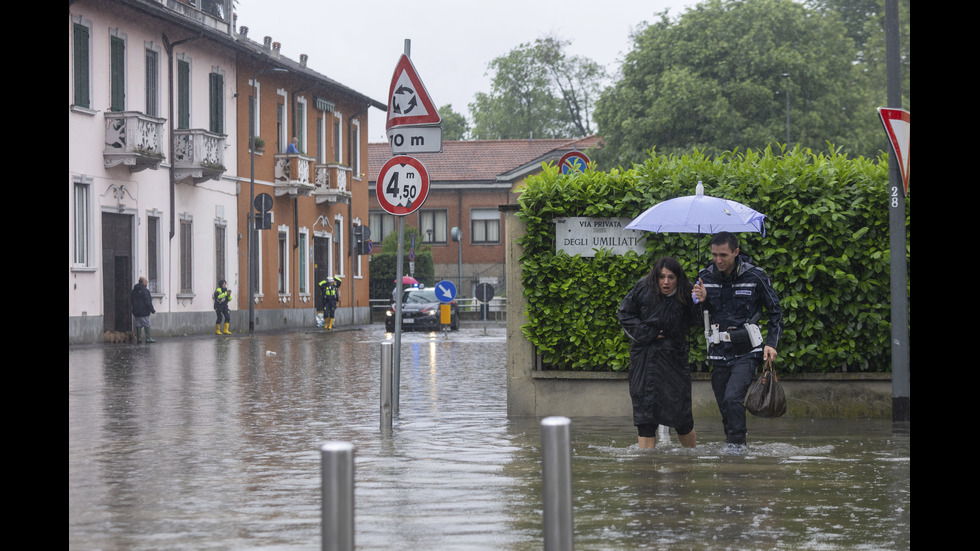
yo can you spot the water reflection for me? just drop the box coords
[69,327,909,550]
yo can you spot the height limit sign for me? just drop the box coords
[376,155,430,216]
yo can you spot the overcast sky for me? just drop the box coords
[236,0,698,142]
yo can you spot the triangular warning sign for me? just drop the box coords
[386,54,441,131]
[877,107,910,195]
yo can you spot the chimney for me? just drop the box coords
[263,36,272,50]
[300,54,308,67]
[272,42,281,59]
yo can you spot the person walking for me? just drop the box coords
[319,275,341,331]
[213,280,232,335]
[131,277,156,343]
[619,257,699,449]
[693,232,783,453]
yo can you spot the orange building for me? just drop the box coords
[368,137,599,298]
[234,31,385,329]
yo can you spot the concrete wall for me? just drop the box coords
[502,205,893,419]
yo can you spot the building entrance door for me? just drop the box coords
[102,212,133,332]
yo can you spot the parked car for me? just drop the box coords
[385,287,459,332]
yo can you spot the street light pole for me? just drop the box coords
[249,67,288,333]
[781,73,791,147]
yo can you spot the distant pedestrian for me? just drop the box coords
[319,275,341,330]
[132,276,156,343]
[213,280,232,335]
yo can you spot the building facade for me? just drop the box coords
[70,0,240,342]
[234,36,384,330]
[69,0,383,342]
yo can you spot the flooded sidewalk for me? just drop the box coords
[69,326,909,550]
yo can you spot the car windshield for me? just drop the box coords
[401,289,437,304]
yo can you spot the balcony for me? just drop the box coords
[273,153,316,197]
[103,111,165,172]
[173,129,227,184]
[313,163,352,205]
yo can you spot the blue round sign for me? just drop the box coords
[434,280,457,303]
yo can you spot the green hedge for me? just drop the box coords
[517,146,909,373]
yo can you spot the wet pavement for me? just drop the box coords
[69,325,910,550]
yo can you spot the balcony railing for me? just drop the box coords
[273,153,315,197]
[173,128,227,184]
[313,163,352,204]
[103,111,165,172]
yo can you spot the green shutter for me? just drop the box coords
[73,24,90,109]
[110,36,125,111]
[177,60,190,129]
[209,72,223,134]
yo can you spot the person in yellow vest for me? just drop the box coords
[213,280,232,335]
[319,275,342,331]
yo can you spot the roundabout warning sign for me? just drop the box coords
[376,155,430,216]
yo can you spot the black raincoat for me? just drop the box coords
[618,278,698,429]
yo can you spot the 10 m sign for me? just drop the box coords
[376,155,430,216]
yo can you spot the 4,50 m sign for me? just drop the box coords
[376,155,430,216]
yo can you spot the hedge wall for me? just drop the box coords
[516,147,909,373]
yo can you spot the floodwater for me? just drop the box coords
[69,326,909,550]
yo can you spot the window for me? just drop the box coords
[471,209,500,244]
[209,69,224,134]
[352,222,363,279]
[248,80,262,138]
[298,229,310,295]
[109,31,126,111]
[277,226,289,294]
[351,119,360,178]
[145,46,159,117]
[177,57,190,129]
[72,18,92,110]
[179,215,193,294]
[73,176,92,266]
[420,210,447,244]
[334,215,344,277]
[277,90,288,153]
[215,222,226,285]
[147,212,161,292]
[296,97,307,152]
[369,210,397,244]
[316,116,324,163]
[333,113,342,162]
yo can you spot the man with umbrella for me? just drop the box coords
[693,231,782,453]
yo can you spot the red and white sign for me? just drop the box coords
[386,54,440,131]
[376,156,430,216]
[877,107,910,195]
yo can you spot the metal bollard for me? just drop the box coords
[321,442,355,551]
[541,416,574,551]
[380,342,393,432]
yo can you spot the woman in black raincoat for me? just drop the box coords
[618,257,699,449]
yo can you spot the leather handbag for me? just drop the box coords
[744,362,787,418]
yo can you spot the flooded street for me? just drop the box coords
[69,326,909,550]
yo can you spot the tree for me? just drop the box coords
[469,36,606,140]
[594,0,882,166]
[438,104,470,140]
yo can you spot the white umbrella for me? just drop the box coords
[625,182,766,236]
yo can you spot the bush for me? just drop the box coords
[517,146,909,373]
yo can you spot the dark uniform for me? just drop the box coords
[319,276,341,330]
[698,254,782,446]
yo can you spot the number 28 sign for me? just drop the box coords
[376,155,430,216]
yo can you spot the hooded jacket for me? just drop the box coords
[697,254,782,364]
[132,282,155,317]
